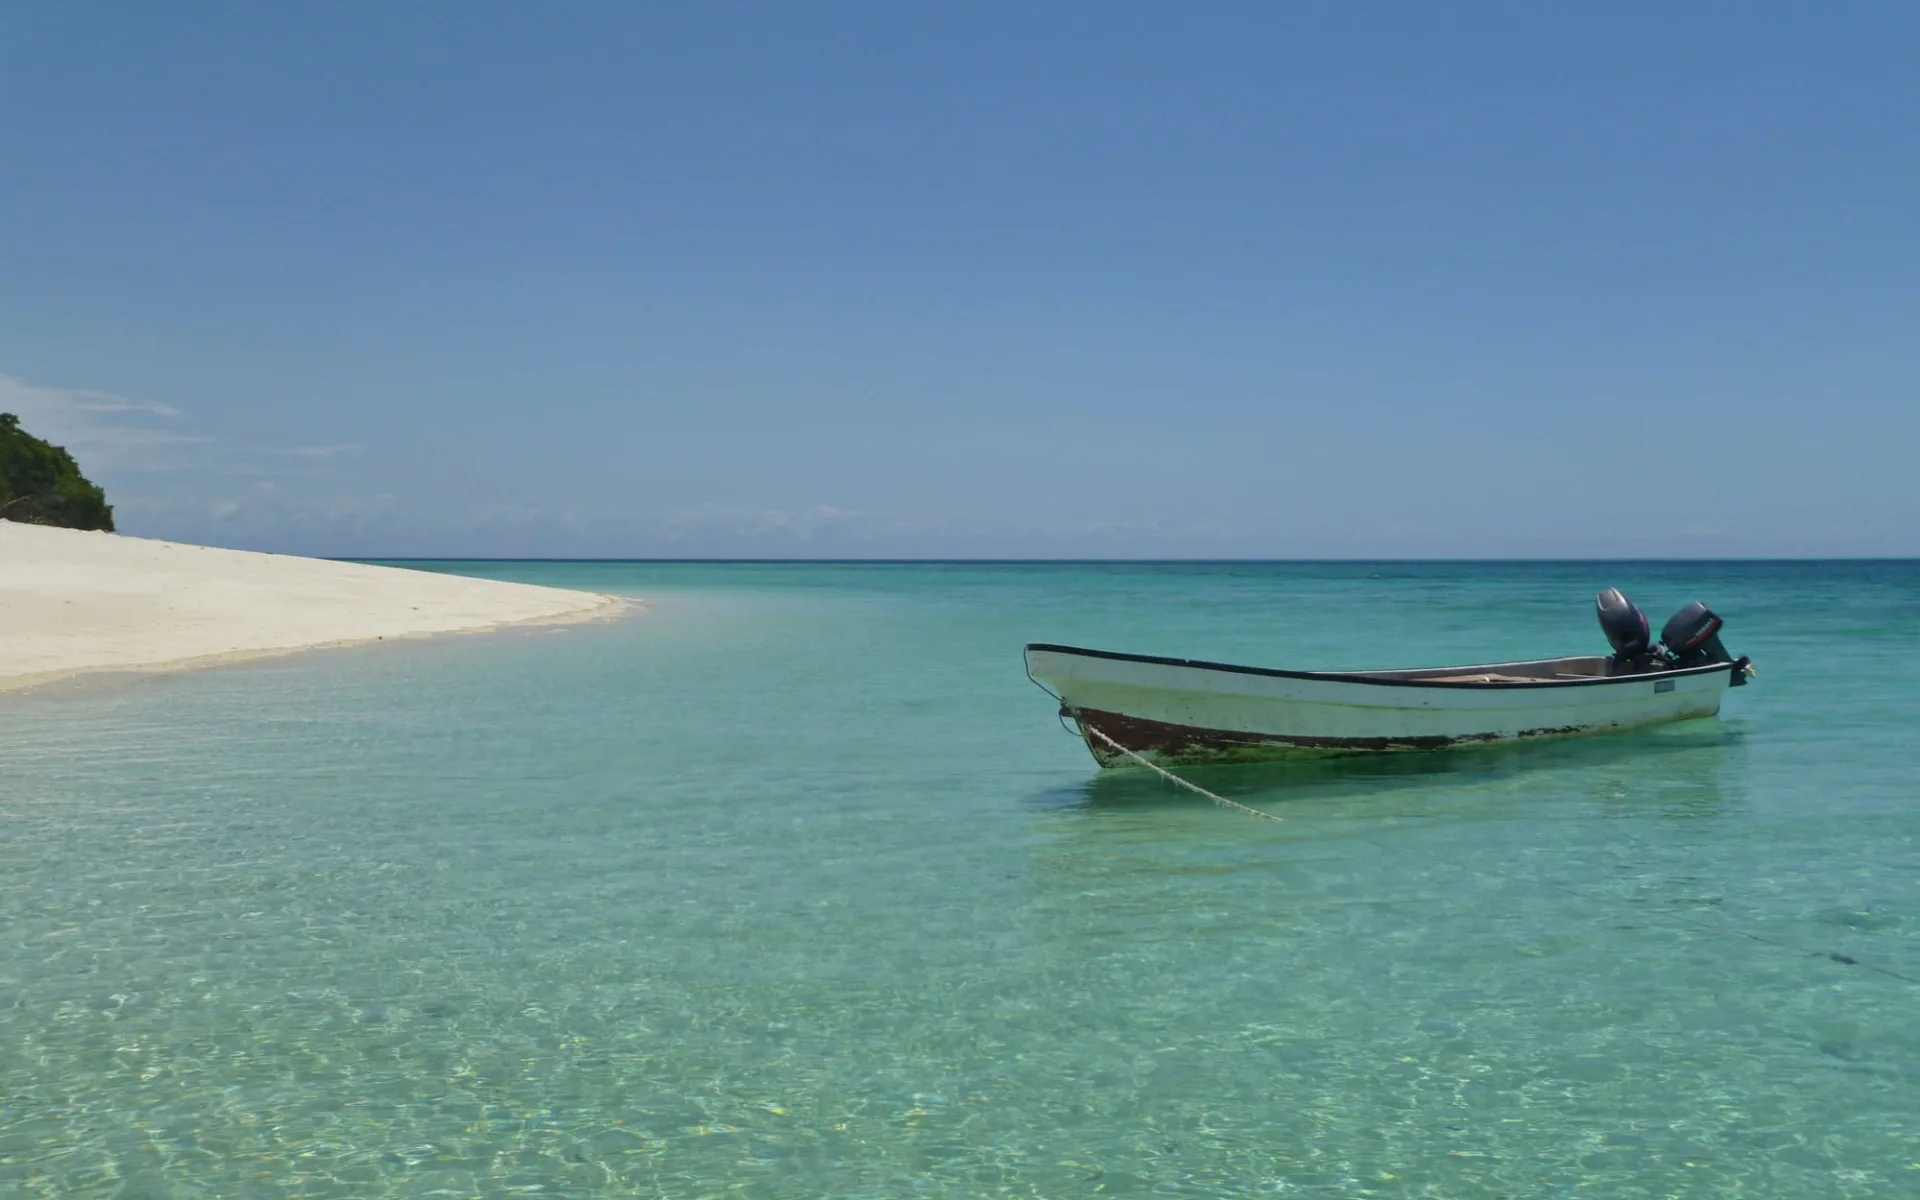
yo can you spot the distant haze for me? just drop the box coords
[3,4,1916,558]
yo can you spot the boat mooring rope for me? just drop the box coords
[1079,722,1284,822]
[1074,717,1917,983]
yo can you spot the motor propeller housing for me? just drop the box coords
[1595,587,1651,660]
[1660,601,1732,668]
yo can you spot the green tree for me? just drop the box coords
[0,412,115,531]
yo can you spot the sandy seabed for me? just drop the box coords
[0,522,625,691]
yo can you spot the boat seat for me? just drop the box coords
[1428,673,1547,685]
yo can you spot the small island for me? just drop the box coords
[0,411,115,531]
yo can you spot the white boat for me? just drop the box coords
[1025,591,1754,768]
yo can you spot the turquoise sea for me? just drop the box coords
[3,560,1917,1199]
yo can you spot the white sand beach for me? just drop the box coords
[0,523,624,691]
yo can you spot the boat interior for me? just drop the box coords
[1359,656,1656,685]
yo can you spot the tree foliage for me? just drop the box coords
[0,412,115,532]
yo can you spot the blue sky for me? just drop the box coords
[3,2,1915,557]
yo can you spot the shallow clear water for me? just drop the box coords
[3,561,1917,1198]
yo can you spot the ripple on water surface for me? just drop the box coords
[2,561,1917,1197]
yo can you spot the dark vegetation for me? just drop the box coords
[0,412,115,532]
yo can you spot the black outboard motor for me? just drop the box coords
[1660,602,1731,668]
[1596,588,1666,673]
[1657,601,1752,685]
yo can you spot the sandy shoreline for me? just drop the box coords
[0,523,628,692]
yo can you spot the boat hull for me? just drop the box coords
[1025,644,1738,767]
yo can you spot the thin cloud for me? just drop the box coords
[666,503,872,539]
[0,372,391,542]
[269,444,363,460]
[53,391,182,418]
[0,375,203,471]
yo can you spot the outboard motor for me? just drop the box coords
[1660,602,1732,668]
[1595,588,1659,671]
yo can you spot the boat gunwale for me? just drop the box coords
[1023,642,1739,691]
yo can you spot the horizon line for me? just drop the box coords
[340,555,1920,565]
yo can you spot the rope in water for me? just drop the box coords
[1079,722,1284,822]
[1075,716,1916,983]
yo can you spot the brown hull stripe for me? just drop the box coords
[1070,707,1585,764]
